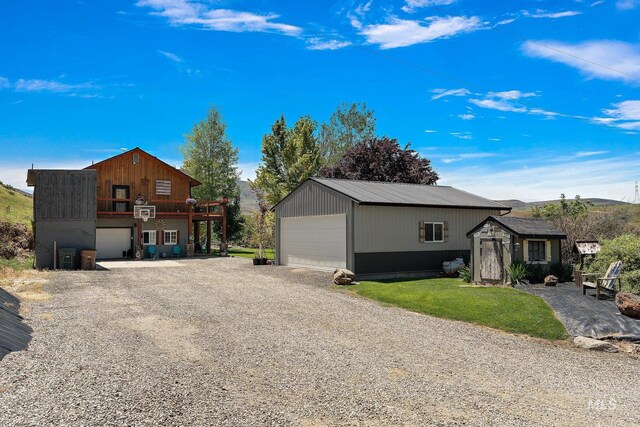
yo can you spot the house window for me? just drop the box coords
[156,179,171,196]
[528,240,546,262]
[142,230,156,246]
[424,222,444,243]
[164,230,178,245]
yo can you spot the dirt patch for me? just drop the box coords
[0,221,33,259]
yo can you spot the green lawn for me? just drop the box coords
[224,247,275,259]
[349,278,567,341]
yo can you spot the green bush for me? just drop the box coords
[459,266,472,283]
[526,263,546,283]
[548,262,574,283]
[587,234,640,294]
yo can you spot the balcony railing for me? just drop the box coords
[97,198,226,219]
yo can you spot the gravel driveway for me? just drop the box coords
[1,257,639,426]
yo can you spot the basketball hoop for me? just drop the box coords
[134,205,156,222]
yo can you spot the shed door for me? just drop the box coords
[96,228,132,259]
[280,214,346,271]
[480,239,503,282]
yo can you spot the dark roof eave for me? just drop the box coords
[358,201,511,210]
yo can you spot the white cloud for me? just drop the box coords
[469,98,527,113]
[440,156,638,201]
[238,162,259,181]
[458,113,475,120]
[616,0,639,10]
[13,79,97,93]
[592,100,640,130]
[576,150,609,157]
[450,132,472,139]
[158,49,184,62]
[488,90,537,100]
[525,10,582,19]
[306,38,351,51]
[402,0,456,13]
[424,129,437,133]
[459,152,496,159]
[136,0,302,36]
[0,77,10,89]
[522,39,640,83]
[359,15,482,49]
[488,138,501,141]
[431,87,471,100]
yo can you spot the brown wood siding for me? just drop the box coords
[87,149,193,213]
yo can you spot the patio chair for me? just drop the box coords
[171,245,181,258]
[581,261,622,299]
[147,245,157,259]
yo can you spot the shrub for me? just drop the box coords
[587,234,640,295]
[526,263,546,283]
[508,262,527,285]
[459,266,472,283]
[548,262,574,283]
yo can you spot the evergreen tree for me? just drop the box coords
[252,115,321,206]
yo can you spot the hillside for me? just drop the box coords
[238,180,259,213]
[0,182,32,225]
[497,198,630,209]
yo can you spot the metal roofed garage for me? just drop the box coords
[273,178,510,278]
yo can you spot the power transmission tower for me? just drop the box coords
[635,181,640,204]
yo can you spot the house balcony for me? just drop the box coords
[96,198,226,221]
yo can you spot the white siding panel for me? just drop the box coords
[354,205,501,253]
[281,215,346,271]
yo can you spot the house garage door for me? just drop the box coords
[96,228,132,259]
[280,214,346,271]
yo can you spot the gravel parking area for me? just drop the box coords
[1,257,639,426]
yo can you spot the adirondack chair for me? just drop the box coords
[171,245,181,258]
[147,245,157,260]
[581,261,622,299]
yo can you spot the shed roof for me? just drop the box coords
[467,215,567,239]
[308,178,510,210]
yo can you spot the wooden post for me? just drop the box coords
[194,221,200,249]
[222,203,227,247]
[187,204,193,241]
[206,219,211,254]
[136,218,143,260]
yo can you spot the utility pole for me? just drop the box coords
[634,181,640,204]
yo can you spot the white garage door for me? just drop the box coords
[280,214,346,271]
[96,228,132,259]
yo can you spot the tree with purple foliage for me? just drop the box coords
[319,137,439,185]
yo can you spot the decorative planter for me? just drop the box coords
[253,258,261,266]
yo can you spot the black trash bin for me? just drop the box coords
[58,248,76,270]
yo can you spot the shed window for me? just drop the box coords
[424,222,444,243]
[164,230,178,245]
[142,230,156,245]
[133,153,140,165]
[528,241,546,262]
[156,180,171,196]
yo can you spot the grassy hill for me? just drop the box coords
[0,182,32,225]
[497,198,630,209]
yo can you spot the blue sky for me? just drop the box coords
[1,0,639,201]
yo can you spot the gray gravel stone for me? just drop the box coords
[1,257,639,426]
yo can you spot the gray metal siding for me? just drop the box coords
[34,220,96,269]
[33,170,96,221]
[354,205,502,253]
[275,181,351,218]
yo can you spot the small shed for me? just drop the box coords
[467,216,567,285]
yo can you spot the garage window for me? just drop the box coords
[164,230,178,245]
[142,230,156,245]
[423,222,444,243]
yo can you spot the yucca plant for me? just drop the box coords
[459,266,472,283]
[508,262,527,286]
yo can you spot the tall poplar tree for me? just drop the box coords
[181,106,244,242]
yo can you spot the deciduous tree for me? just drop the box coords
[319,137,439,185]
[319,102,376,166]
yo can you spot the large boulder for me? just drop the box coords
[616,292,640,319]
[333,268,356,286]
[544,275,558,287]
[573,336,619,353]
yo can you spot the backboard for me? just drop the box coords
[133,205,156,222]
